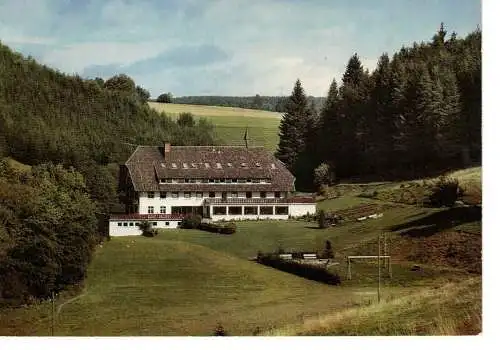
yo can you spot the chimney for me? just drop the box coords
[164,141,171,157]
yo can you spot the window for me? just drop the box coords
[271,163,276,169]
[135,222,140,226]
[228,206,242,215]
[172,163,178,169]
[222,192,227,199]
[241,162,248,168]
[182,163,188,169]
[196,192,203,198]
[213,206,227,215]
[246,192,252,199]
[172,192,179,198]
[275,206,289,215]
[202,179,209,183]
[209,179,215,183]
[247,179,252,183]
[209,192,215,198]
[160,192,167,198]
[177,222,181,226]
[232,179,238,183]
[275,192,281,198]
[227,162,233,167]
[238,179,246,183]
[148,206,154,214]
[160,206,166,214]
[255,162,261,167]
[190,179,197,183]
[231,192,238,198]
[148,192,155,198]
[118,222,122,226]
[205,163,210,168]
[184,192,191,198]
[216,163,222,169]
[260,192,266,198]
[225,179,231,183]
[159,178,166,184]
[166,179,173,183]
[184,179,189,183]
[152,222,157,226]
[215,179,220,183]
[165,222,170,226]
[252,179,259,183]
[191,163,198,168]
[259,206,273,215]
[244,206,258,215]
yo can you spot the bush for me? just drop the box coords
[314,163,335,189]
[428,176,464,207]
[256,253,341,285]
[180,214,202,229]
[213,323,227,336]
[198,221,236,235]
[157,92,173,103]
[321,240,334,259]
[139,221,157,237]
[318,209,327,229]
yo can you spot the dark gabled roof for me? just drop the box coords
[125,145,295,192]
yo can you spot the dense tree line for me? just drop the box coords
[0,160,98,305]
[0,42,218,304]
[171,95,325,113]
[276,25,481,190]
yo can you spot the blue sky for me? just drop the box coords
[0,0,481,97]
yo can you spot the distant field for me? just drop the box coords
[148,102,282,151]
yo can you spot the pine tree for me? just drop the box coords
[276,79,315,174]
[318,79,341,171]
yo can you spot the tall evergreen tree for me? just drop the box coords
[318,79,341,172]
[276,79,312,171]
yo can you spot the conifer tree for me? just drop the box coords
[276,79,314,173]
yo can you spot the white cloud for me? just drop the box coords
[40,41,173,74]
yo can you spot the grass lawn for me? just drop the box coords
[0,238,414,336]
[148,102,281,151]
[0,195,481,336]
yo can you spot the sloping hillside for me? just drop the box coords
[0,42,215,167]
[148,102,281,151]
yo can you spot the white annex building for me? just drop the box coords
[109,142,316,236]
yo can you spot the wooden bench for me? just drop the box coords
[303,253,317,260]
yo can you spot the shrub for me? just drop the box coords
[139,221,157,237]
[318,209,327,229]
[314,163,335,189]
[180,214,202,229]
[428,176,464,207]
[157,92,173,103]
[256,253,341,285]
[198,221,236,235]
[213,323,227,336]
[321,240,334,259]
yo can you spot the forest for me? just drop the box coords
[276,25,481,190]
[0,42,217,305]
[170,95,326,113]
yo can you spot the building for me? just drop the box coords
[109,142,316,236]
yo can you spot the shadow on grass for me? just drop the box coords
[389,206,482,237]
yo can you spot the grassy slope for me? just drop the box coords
[265,276,481,336]
[0,237,411,336]
[0,179,481,336]
[148,102,281,151]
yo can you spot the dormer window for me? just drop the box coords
[227,162,233,167]
[159,178,166,184]
[241,162,248,168]
[182,163,188,169]
[172,163,178,169]
[205,163,210,168]
[271,163,276,169]
[255,162,261,167]
[216,163,222,169]
[191,163,198,168]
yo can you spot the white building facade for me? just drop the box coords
[109,143,316,236]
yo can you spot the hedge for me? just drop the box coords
[256,254,341,285]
